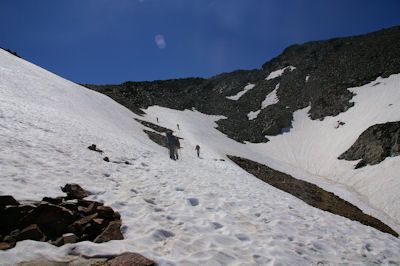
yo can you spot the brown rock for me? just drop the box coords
[42,196,64,205]
[61,183,90,199]
[96,206,115,219]
[69,213,98,233]
[49,236,64,247]
[3,235,16,244]
[20,203,75,238]
[108,252,156,266]
[15,224,45,241]
[0,195,20,208]
[78,202,96,214]
[94,221,123,243]
[0,242,15,250]
[62,233,78,244]
[78,199,104,208]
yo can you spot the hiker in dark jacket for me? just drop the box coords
[166,131,177,160]
[195,145,200,158]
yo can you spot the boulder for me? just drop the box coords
[62,233,78,244]
[15,224,45,241]
[96,206,115,219]
[61,183,90,199]
[69,213,98,234]
[1,193,124,249]
[0,195,20,208]
[108,252,156,266]
[0,242,14,250]
[20,203,75,238]
[78,202,96,214]
[94,221,123,243]
[0,205,35,234]
[42,196,64,205]
[49,236,64,247]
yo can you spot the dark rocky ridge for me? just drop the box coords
[339,121,400,168]
[228,156,398,237]
[0,47,21,58]
[86,26,400,145]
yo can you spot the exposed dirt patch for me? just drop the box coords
[228,155,398,237]
[143,130,168,149]
[135,119,171,133]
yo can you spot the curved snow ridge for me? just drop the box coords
[226,83,255,100]
[266,66,296,80]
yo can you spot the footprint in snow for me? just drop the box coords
[144,198,156,205]
[236,233,250,241]
[187,198,199,206]
[211,222,224,230]
[152,229,175,241]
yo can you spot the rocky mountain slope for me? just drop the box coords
[85,26,400,229]
[86,26,400,147]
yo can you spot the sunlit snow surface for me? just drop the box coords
[1,49,400,265]
[265,66,296,80]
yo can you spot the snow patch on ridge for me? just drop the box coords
[247,83,280,120]
[247,110,261,120]
[266,66,296,80]
[226,83,255,100]
[261,83,280,108]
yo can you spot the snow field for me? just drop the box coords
[1,49,400,265]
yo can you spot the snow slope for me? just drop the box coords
[1,49,400,265]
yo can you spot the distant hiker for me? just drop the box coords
[177,123,180,130]
[166,131,177,160]
[156,117,159,123]
[195,145,200,158]
[175,136,181,160]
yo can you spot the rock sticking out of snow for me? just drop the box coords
[0,184,123,250]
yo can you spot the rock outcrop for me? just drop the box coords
[0,184,123,250]
[339,121,400,168]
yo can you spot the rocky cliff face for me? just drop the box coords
[339,121,400,168]
[85,26,400,164]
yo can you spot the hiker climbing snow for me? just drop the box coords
[166,131,177,160]
[195,145,200,158]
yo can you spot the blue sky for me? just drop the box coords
[1,0,400,84]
